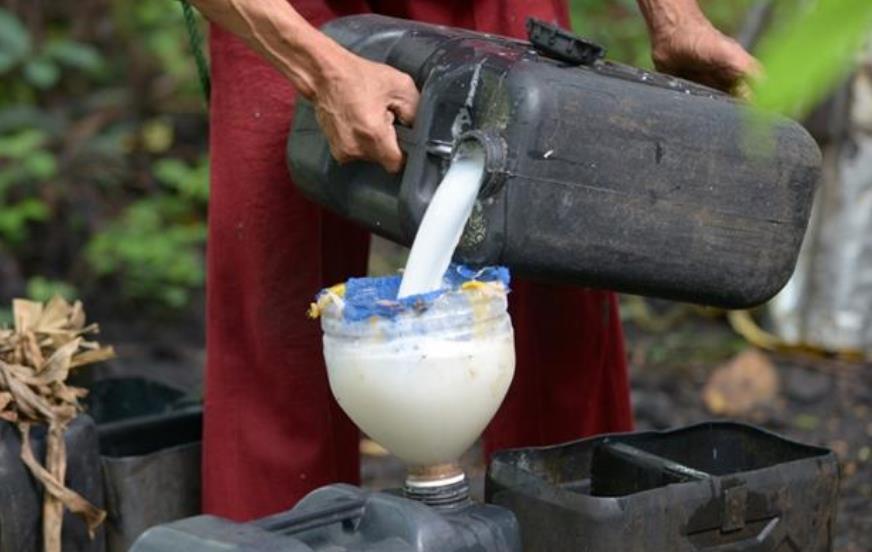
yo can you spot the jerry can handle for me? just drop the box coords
[394,123,416,151]
[253,497,366,535]
[526,18,605,65]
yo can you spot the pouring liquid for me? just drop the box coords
[397,147,487,298]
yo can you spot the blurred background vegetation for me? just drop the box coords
[0,0,869,327]
[0,0,208,327]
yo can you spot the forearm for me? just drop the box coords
[636,0,710,40]
[188,0,348,99]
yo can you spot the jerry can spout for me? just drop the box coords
[454,130,507,198]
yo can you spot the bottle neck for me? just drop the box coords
[404,462,471,509]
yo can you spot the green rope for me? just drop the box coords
[179,0,211,104]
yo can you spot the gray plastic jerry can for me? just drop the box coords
[130,484,520,551]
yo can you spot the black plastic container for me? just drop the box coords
[486,421,839,551]
[289,16,820,308]
[98,407,202,552]
[130,483,520,551]
[0,416,105,552]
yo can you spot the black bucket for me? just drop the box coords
[486,421,838,551]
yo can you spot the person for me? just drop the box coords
[188,0,758,521]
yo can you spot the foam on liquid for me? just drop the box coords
[397,147,487,298]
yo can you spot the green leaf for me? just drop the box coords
[23,150,57,179]
[154,156,209,203]
[0,8,30,73]
[44,39,103,72]
[753,0,872,118]
[0,128,47,159]
[26,276,77,302]
[0,198,49,244]
[23,58,60,89]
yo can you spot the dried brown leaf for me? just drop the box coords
[702,349,780,416]
[0,391,11,411]
[37,296,72,333]
[69,301,85,330]
[51,404,78,423]
[19,424,107,539]
[53,385,88,404]
[23,332,45,370]
[35,338,80,384]
[0,362,55,421]
[2,363,38,383]
[13,299,43,333]
[70,347,116,369]
[43,422,66,552]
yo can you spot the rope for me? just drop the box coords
[179,0,211,104]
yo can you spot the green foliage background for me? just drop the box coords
[0,0,208,315]
[0,0,868,319]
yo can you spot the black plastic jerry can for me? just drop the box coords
[288,16,820,308]
[0,416,105,552]
[486,422,838,551]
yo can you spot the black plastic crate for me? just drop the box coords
[98,407,202,552]
[486,421,838,551]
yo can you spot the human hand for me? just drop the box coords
[313,51,419,173]
[650,18,761,96]
[188,0,418,171]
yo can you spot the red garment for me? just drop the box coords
[204,0,633,521]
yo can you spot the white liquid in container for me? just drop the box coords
[319,285,514,467]
[397,147,486,298]
[324,329,514,466]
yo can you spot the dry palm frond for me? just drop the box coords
[0,296,114,552]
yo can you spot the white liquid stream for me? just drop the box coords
[398,147,487,298]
